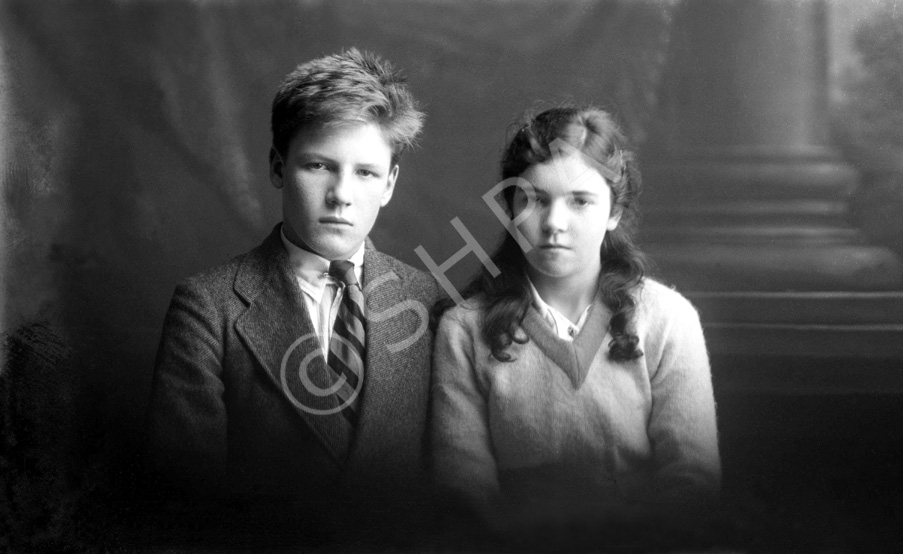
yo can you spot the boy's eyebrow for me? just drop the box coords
[294,150,335,161]
[294,151,388,168]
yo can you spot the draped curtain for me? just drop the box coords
[0,0,677,441]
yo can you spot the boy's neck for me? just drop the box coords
[282,222,363,262]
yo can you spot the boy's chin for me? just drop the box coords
[310,237,365,261]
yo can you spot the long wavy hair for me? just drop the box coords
[437,106,647,362]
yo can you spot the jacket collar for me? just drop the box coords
[233,225,409,467]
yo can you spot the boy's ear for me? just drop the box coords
[381,164,399,206]
[269,147,284,189]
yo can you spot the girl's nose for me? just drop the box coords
[541,200,567,234]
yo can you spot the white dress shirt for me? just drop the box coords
[280,226,365,358]
[527,278,591,342]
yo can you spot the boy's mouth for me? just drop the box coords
[320,216,353,226]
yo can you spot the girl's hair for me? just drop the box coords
[437,106,646,362]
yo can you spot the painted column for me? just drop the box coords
[641,0,903,291]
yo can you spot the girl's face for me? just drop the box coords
[512,153,621,287]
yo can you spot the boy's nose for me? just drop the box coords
[327,172,354,206]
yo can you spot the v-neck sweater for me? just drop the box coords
[429,278,721,512]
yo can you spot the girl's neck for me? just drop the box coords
[528,269,600,323]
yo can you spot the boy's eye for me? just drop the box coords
[305,162,328,171]
[573,198,591,206]
[357,169,378,178]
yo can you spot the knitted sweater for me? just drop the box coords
[429,279,721,514]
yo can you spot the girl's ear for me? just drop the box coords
[607,207,622,231]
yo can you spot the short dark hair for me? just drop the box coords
[270,48,424,165]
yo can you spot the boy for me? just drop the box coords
[144,48,441,542]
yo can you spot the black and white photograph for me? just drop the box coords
[2,0,903,552]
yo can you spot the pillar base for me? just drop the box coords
[645,242,903,292]
[641,154,903,292]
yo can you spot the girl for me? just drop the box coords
[430,106,721,525]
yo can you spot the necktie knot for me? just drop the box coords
[329,260,359,288]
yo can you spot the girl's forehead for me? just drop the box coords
[521,154,609,193]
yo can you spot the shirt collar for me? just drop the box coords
[280,225,366,299]
[527,277,592,340]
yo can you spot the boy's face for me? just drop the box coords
[270,122,398,261]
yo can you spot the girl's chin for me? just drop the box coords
[527,258,600,284]
[527,263,578,281]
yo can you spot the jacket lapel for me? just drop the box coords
[233,226,353,464]
[345,244,428,469]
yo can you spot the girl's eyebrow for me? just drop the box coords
[527,188,600,198]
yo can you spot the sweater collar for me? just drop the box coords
[521,288,611,388]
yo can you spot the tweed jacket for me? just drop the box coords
[145,225,442,506]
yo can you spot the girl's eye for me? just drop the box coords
[574,198,590,207]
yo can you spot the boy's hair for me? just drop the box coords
[271,48,424,165]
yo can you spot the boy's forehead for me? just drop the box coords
[289,121,394,163]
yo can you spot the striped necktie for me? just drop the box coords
[327,260,365,426]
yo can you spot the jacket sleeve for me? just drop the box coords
[429,308,500,512]
[144,280,228,496]
[647,297,722,502]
